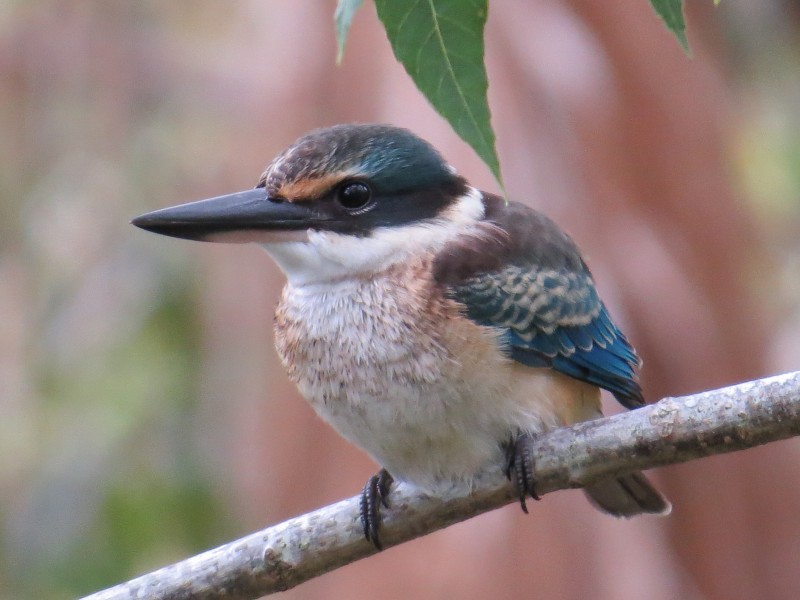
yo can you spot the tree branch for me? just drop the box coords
[81,371,800,600]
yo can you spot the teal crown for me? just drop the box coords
[265,124,456,195]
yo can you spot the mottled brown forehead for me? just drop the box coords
[258,138,362,201]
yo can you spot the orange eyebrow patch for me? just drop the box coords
[276,174,345,202]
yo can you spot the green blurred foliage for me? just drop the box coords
[726,2,800,288]
[5,281,236,599]
[0,3,245,598]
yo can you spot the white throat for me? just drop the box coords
[260,187,485,287]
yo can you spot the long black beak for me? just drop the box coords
[132,188,318,243]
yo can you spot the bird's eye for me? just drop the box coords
[337,181,372,212]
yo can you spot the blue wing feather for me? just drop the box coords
[451,267,644,409]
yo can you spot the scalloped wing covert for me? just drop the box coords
[435,194,644,409]
[449,266,643,408]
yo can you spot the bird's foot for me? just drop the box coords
[360,468,394,550]
[504,433,540,513]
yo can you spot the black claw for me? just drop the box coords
[360,469,394,550]
[504,433,540,513]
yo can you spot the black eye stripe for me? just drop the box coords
[309,177,468,237]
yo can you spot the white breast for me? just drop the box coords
[273,260,601,493]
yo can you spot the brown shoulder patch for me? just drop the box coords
[433,221,511,286]
[433,192,586,286]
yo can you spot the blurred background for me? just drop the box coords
[2,0,800,598]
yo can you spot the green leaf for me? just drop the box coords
[335,0,365,64]
[374,0,503,189]
[649,0,690,54]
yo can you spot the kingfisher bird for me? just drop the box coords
[133,123,670,549]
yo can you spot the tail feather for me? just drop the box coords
[584,471,671,517]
